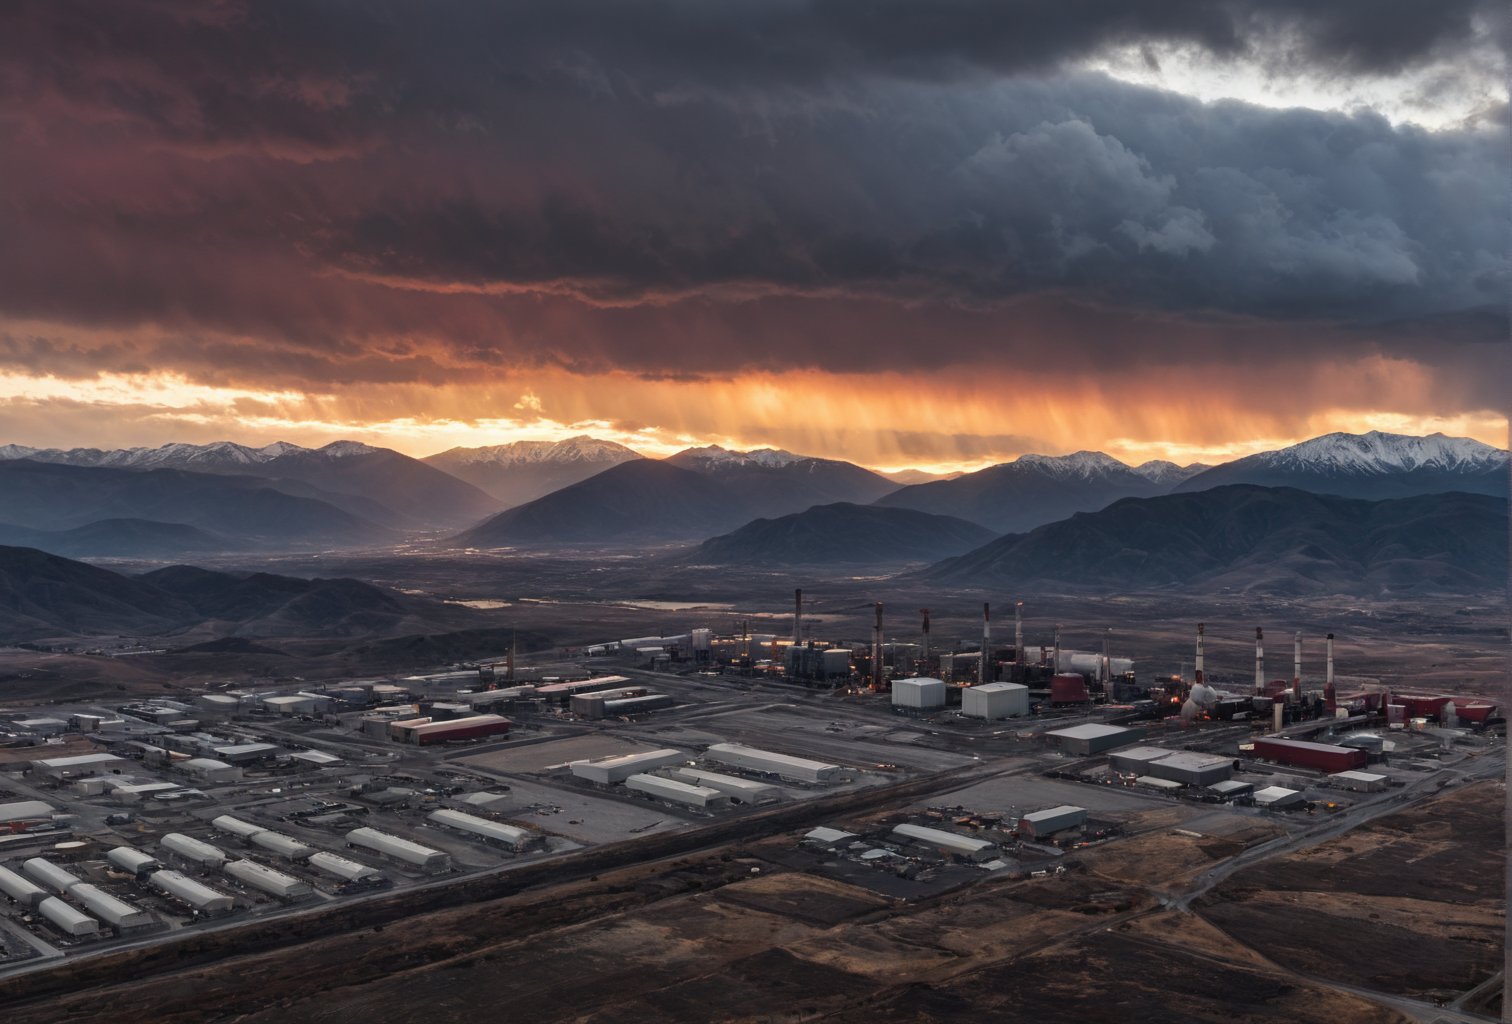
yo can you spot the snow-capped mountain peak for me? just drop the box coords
[316,440,384,459]
[1013,450,1132,480]
[431,436,640,466]
[672,444,805,468]
[1252,431,1507,475]
[1133,459,1212,486]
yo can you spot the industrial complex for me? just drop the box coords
[0,600,1501,1006]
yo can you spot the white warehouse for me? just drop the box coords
[345,827,451,873]
[961,682,1030,720]
[248,830,316,861]
[704,743,839,784]
[160,833,228,868]
[223,860,312,900]
[665,767,781,804]
[149,870,235,914]
[427,809,537,850]
[211,815,266,840]
[891,823,998,862]
[570,748,685,785]
[0,864,47,907]
[625,773,730,810]
[22,858,82,894]
[892,677,947,709]
[38,896,98,937]
[106,847,162,875]
[69,883,154,931]
[307,852,385,885]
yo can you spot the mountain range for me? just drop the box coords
[1174,431,1508,499]
[688,503,995,565]
[0,546,482,642]
[423,436,642,507]
[924,485,1508,596]
[0,440,499,530]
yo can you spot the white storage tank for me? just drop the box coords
[68,883,154,931]
[344,827,451,873]
[222,860,312,899]
[148,870,235,914]
[0,864,47,907]
[38,896,98,937]
[426,809,536,850]
[891,677,947,709]
[160,833,228,868]
[625,774,730,809]
[22,858,82,894]
[247,831,316,861]
[961,682,1030,720]
[306,852,385,885]
[106,847,162,875]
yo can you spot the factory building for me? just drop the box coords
[344,827,451,873]
[160,833,228,868]
[961,682,1030,720]
[1252,786,1306,810]
[1136,776,1183,794]
[1018,806,1087,838]
[1107,747,1175,775]
[213,743,282,765]
[0,799,54,824]
[1044,723,1140,756]
[892,677,947,709]
[569,687,647,717]
[704,743,839,784]
[248,831,316,861]
[198,694,240,718]
[599,694,675,717]
[106,847,161,876]
[148,870,235,914]
[665,767,781,804]
[307,851,385,886]
[570,748,685,785]
[427,809,538,850]
[38,896,99,937]
[1207,780,1254,801]
[290,749,342,768]
[1250,737,1367,773]
[1330,770,1388,793]
[1135,750,1234,787]
[890,823,998,862]
[22,858,82,894]
[534,676,632,704]
[625,774,731,810]
[68,883,154,931]
[33,752,126,781]
[785,645,852,683]
[0,864,47,907]
[222,859,312,899]
[181,758,242,784]
[261,695,317,716]
[803,826,857,849]
[405,715,512,745]
[110,781,184,804]
[1049,674,1091,704]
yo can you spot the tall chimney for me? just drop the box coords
[793,589,803,646]
[872,602,884,691]
[1052,623,1062,675]
[1292,631,1302,703]
[1326,632,1334,686]
[1194,622,1205,687]
[1101,628,1111,689]
[1254,627,1265,695]
[919,608,931,665]
[1014,601,1024,664]
[979,602,991,684]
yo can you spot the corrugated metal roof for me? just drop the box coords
[1046,724,1130,740]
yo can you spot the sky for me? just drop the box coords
[1,1,1508,473]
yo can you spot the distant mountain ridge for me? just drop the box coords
[689,503,995,565]
[1175,431,1509,499]
[423,436,642,506]
[925,485,1507,596]
[665,445,898,518]
[0,546,484,641]
[0,440,499,530]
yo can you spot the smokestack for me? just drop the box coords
[1014,601,1024,664]
[794,589,803,646]
[872,602,884,691]
[1053,623,1062,675]
[980,602,991,684]
[1326,632,1334,686]
[1292,631,1302,703]
[1254,627,1265,695]
[1194,623,1205,687]
[919,608,931,665]
[1101,628,1111,689]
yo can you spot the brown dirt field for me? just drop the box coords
[0,734,97,765]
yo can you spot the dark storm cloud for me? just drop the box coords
[0,0,1505,385]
